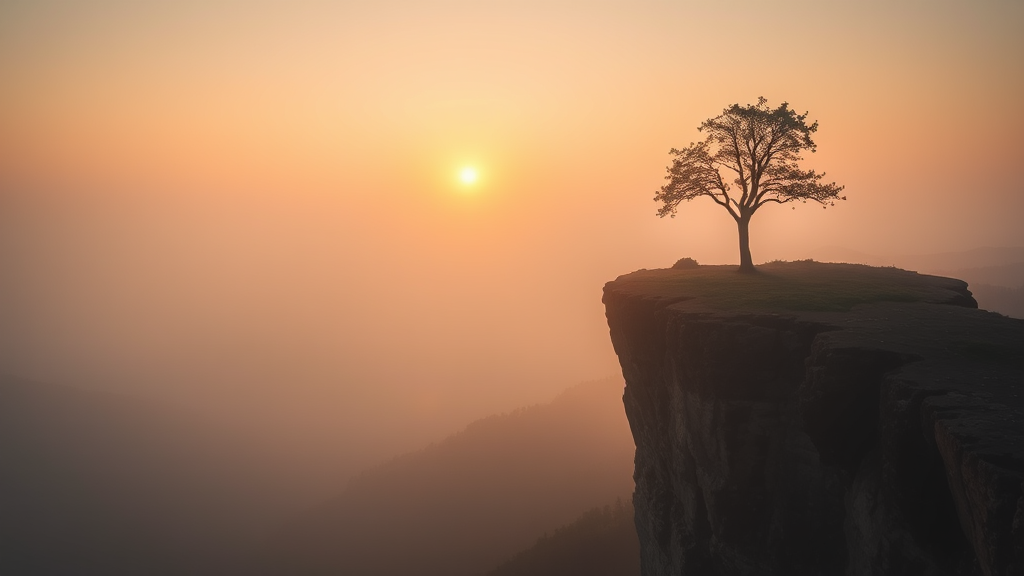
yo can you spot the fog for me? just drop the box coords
[1,1,1022,572]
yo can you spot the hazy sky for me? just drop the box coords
[2,0,1022,479]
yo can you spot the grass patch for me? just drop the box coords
[619,261,965,312]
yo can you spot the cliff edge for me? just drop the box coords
[603,261,1023,576]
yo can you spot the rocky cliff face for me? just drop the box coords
[603,262,1023,576]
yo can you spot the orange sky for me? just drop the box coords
[2,0,1022,483]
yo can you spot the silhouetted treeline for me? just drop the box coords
[483,499,640,576]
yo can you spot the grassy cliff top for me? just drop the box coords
[607,260,975,313]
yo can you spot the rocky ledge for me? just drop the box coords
[603,261,1022,576]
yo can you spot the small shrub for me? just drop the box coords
[672,257,700,270]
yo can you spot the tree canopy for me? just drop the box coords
[655,97,845,272]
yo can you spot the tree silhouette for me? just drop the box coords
[655,97,845,272]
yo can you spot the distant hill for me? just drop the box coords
[808,246,1024,272]
[481,499,640,576]
[967,282,1024,319]
[895,246,1024,273]
[0,375,636,575]
[249,377,635,576]
[0,375,295,576]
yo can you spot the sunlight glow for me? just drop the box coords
[459,167,478,185]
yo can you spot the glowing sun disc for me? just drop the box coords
[459,167,478,185]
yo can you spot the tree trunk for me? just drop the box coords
[737,216,755,272]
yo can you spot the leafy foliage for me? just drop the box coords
[655,97,845,220]
[654,98,845,271]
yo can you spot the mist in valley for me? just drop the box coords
[1,1,1022,574]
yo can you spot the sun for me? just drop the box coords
[459,167,478,185]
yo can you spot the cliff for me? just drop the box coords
[603,261,1023,576]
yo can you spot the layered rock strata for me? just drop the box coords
[603,262,1023,576]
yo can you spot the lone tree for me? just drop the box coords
[655,97,845,272]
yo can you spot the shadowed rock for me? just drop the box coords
[604,261,1023,576]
